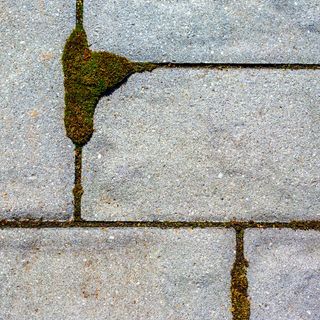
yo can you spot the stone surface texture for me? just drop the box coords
[85,0,320,63]
[246,229,320,320]
[0,228,234,320]
[83,69,320,221]
[0,0,74,219]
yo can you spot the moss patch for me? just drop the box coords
[231,228,250,320]
[62,26,155,146]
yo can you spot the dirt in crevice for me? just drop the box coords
[76,0,84,27]
[1,220,320,229]
[230,228,250,320]
[73,145,83,221]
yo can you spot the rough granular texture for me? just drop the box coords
[82,69,320,221]
[0,228,234,320]
[0,0,74,219]
[85,0,320,63]
[246,229,320,320]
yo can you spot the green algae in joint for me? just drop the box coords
[230,229,250,320]
[62,26,155,146]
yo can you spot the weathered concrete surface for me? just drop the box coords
[246,229,320,320]
[0,1,74,219]
[85,0,320,63]
[83,69,320,221]
[0,228,234,319]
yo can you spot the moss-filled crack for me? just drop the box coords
[62,26,155,147]
[1,220,320,229]
[76,0,84,27]
[63,0,155,219]
[231,228,250,320]
[73,145,83,221]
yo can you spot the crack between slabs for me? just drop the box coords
[0,220,319,230]
[73,145,83,221]
[231,228,250,320]
[153,63,320,70]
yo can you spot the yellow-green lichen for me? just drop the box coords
[62,26,155,146]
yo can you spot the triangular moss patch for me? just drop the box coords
[62,26,155,146]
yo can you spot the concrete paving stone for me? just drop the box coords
[0,228,234,320]
[85,0,320,63]
[0,1,74,219]
[245,229,320,320]
[82,69,320,221]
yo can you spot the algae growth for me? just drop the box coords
[231,228,250,320]
[62,26,155,146]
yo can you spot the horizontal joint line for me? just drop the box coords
[0,220,319,230]
[152,63,320,70]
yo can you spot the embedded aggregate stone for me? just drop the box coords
[245,229,320,320]
[0,1,74,219]
[82,69,320,221]
[85,0,320,63]
[0,228,234,320]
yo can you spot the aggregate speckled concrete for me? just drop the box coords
[0,0,74,219]
[246,230,320,320]
[82,69,320,222]
[0,228,234,320]
[85,0,320,63]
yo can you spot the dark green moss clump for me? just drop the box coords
[231,229,250,320]
[62,26,155,146]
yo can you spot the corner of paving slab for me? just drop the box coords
[244,229,320,319]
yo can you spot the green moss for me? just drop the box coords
[73,145,83,221]
[231,229,250,320]
[62,26,156,146]
[76,0,84,27]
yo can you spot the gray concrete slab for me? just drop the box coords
[0,228,234,319]
[85,0,320,63]
[0,1,74,219]
[82,69,320,221]
[246,229,320,320]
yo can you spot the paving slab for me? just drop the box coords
[0,228,234,320]
[85,0,320,63]
[246,229,320,320]
[83,69,320,221]
[0,1,74,219]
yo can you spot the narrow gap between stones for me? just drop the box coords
[76,0,83,28]
[0,220,319,230]
[154,62,320,70]
[73,146,83,221]
[231,228,250,320]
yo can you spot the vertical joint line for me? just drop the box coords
[231,228,250,320]
[76,0,84,28]
[73,145,83,221]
